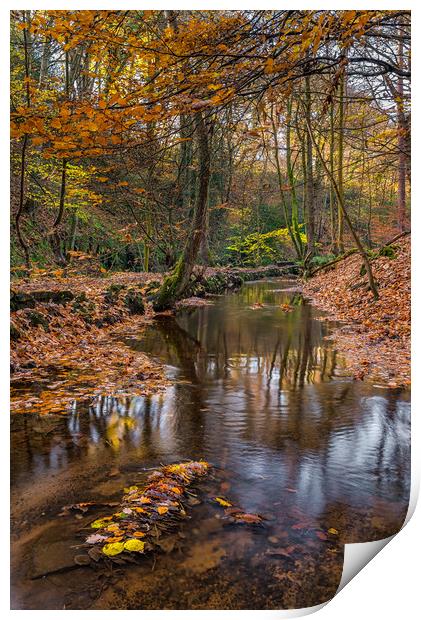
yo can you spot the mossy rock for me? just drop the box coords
[32,290,74,304]
[378,245,397,259]
[26,310,50,331]
[72,296,96,323]
[10,321,21,341]
[125,288,145,314]
[104,284,126,304]
[11,291,35,311]
[11,289,74,311]
[94,312,121,327]
[145,279,161,294]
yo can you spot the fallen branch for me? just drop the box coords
[382,229,411,247]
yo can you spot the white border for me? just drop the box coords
[2,2,419,617]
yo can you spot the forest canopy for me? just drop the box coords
[10,9,410,304]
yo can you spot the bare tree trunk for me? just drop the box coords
[337,74,345,253]
[304,74,315,255]
[270,103,302,259]
[15,11,31,268]
[397,35,407,232]
[329,96,336,253]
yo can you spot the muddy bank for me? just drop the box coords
[303,236,410,387]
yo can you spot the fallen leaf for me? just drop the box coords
[102,542,125,556]
[214,496,232,507]
[123,539,145,553]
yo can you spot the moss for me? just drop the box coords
[145,279,161,294]
[378,245,397,259]
[72,295,96,323]
[32,290,74,304]
[125,288,145,314]
[11,291,35,311]
[10,322,21,341]
[104,284,126,304]
[26,310,50,331]
[153,258,184,310]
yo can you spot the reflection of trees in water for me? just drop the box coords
[144,301,338,391]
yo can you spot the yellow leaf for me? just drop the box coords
[133,531,146,538]
[157,506,169,515]
[328,528,339,535]
[91,517,113,529]
[215,497,232,507]
[123,539,145,553]
[102,542,124,556]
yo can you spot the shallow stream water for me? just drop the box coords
[11,279,410,609]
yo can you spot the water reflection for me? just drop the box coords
[11,280,410,546]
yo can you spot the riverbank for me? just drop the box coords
[303,235,410,387]
[11,265,294,414]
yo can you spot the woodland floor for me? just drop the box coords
[303,235,410,387]
[10,271,166,414]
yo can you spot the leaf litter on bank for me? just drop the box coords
[303,235,410,386]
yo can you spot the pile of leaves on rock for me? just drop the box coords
[77,461,211,564]
[303,235,410,386]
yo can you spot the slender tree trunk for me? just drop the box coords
[51,157,68,264]
[69,211,78,252]
[337,74,345,253]
[15,11,31,268]
[51,47,70,263]
[143,211,152,272]
[270,105,302,259]
[304,74,315,255]
[286,98,304,257]
[329,96,336,252]
[397,35,407,232]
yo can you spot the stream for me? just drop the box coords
[11,278,410,609]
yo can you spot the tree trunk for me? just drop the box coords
[304,74,315,255]
[329,96,336,252]
[154,112,212,309]
[397,35,407,232]
[337,74,345,253]
[15,11,32,268]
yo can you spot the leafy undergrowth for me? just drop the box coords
[303,235,410,387]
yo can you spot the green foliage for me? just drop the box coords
[310,254,336,268]
[378,245,397,259]
[226,226,307,266]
